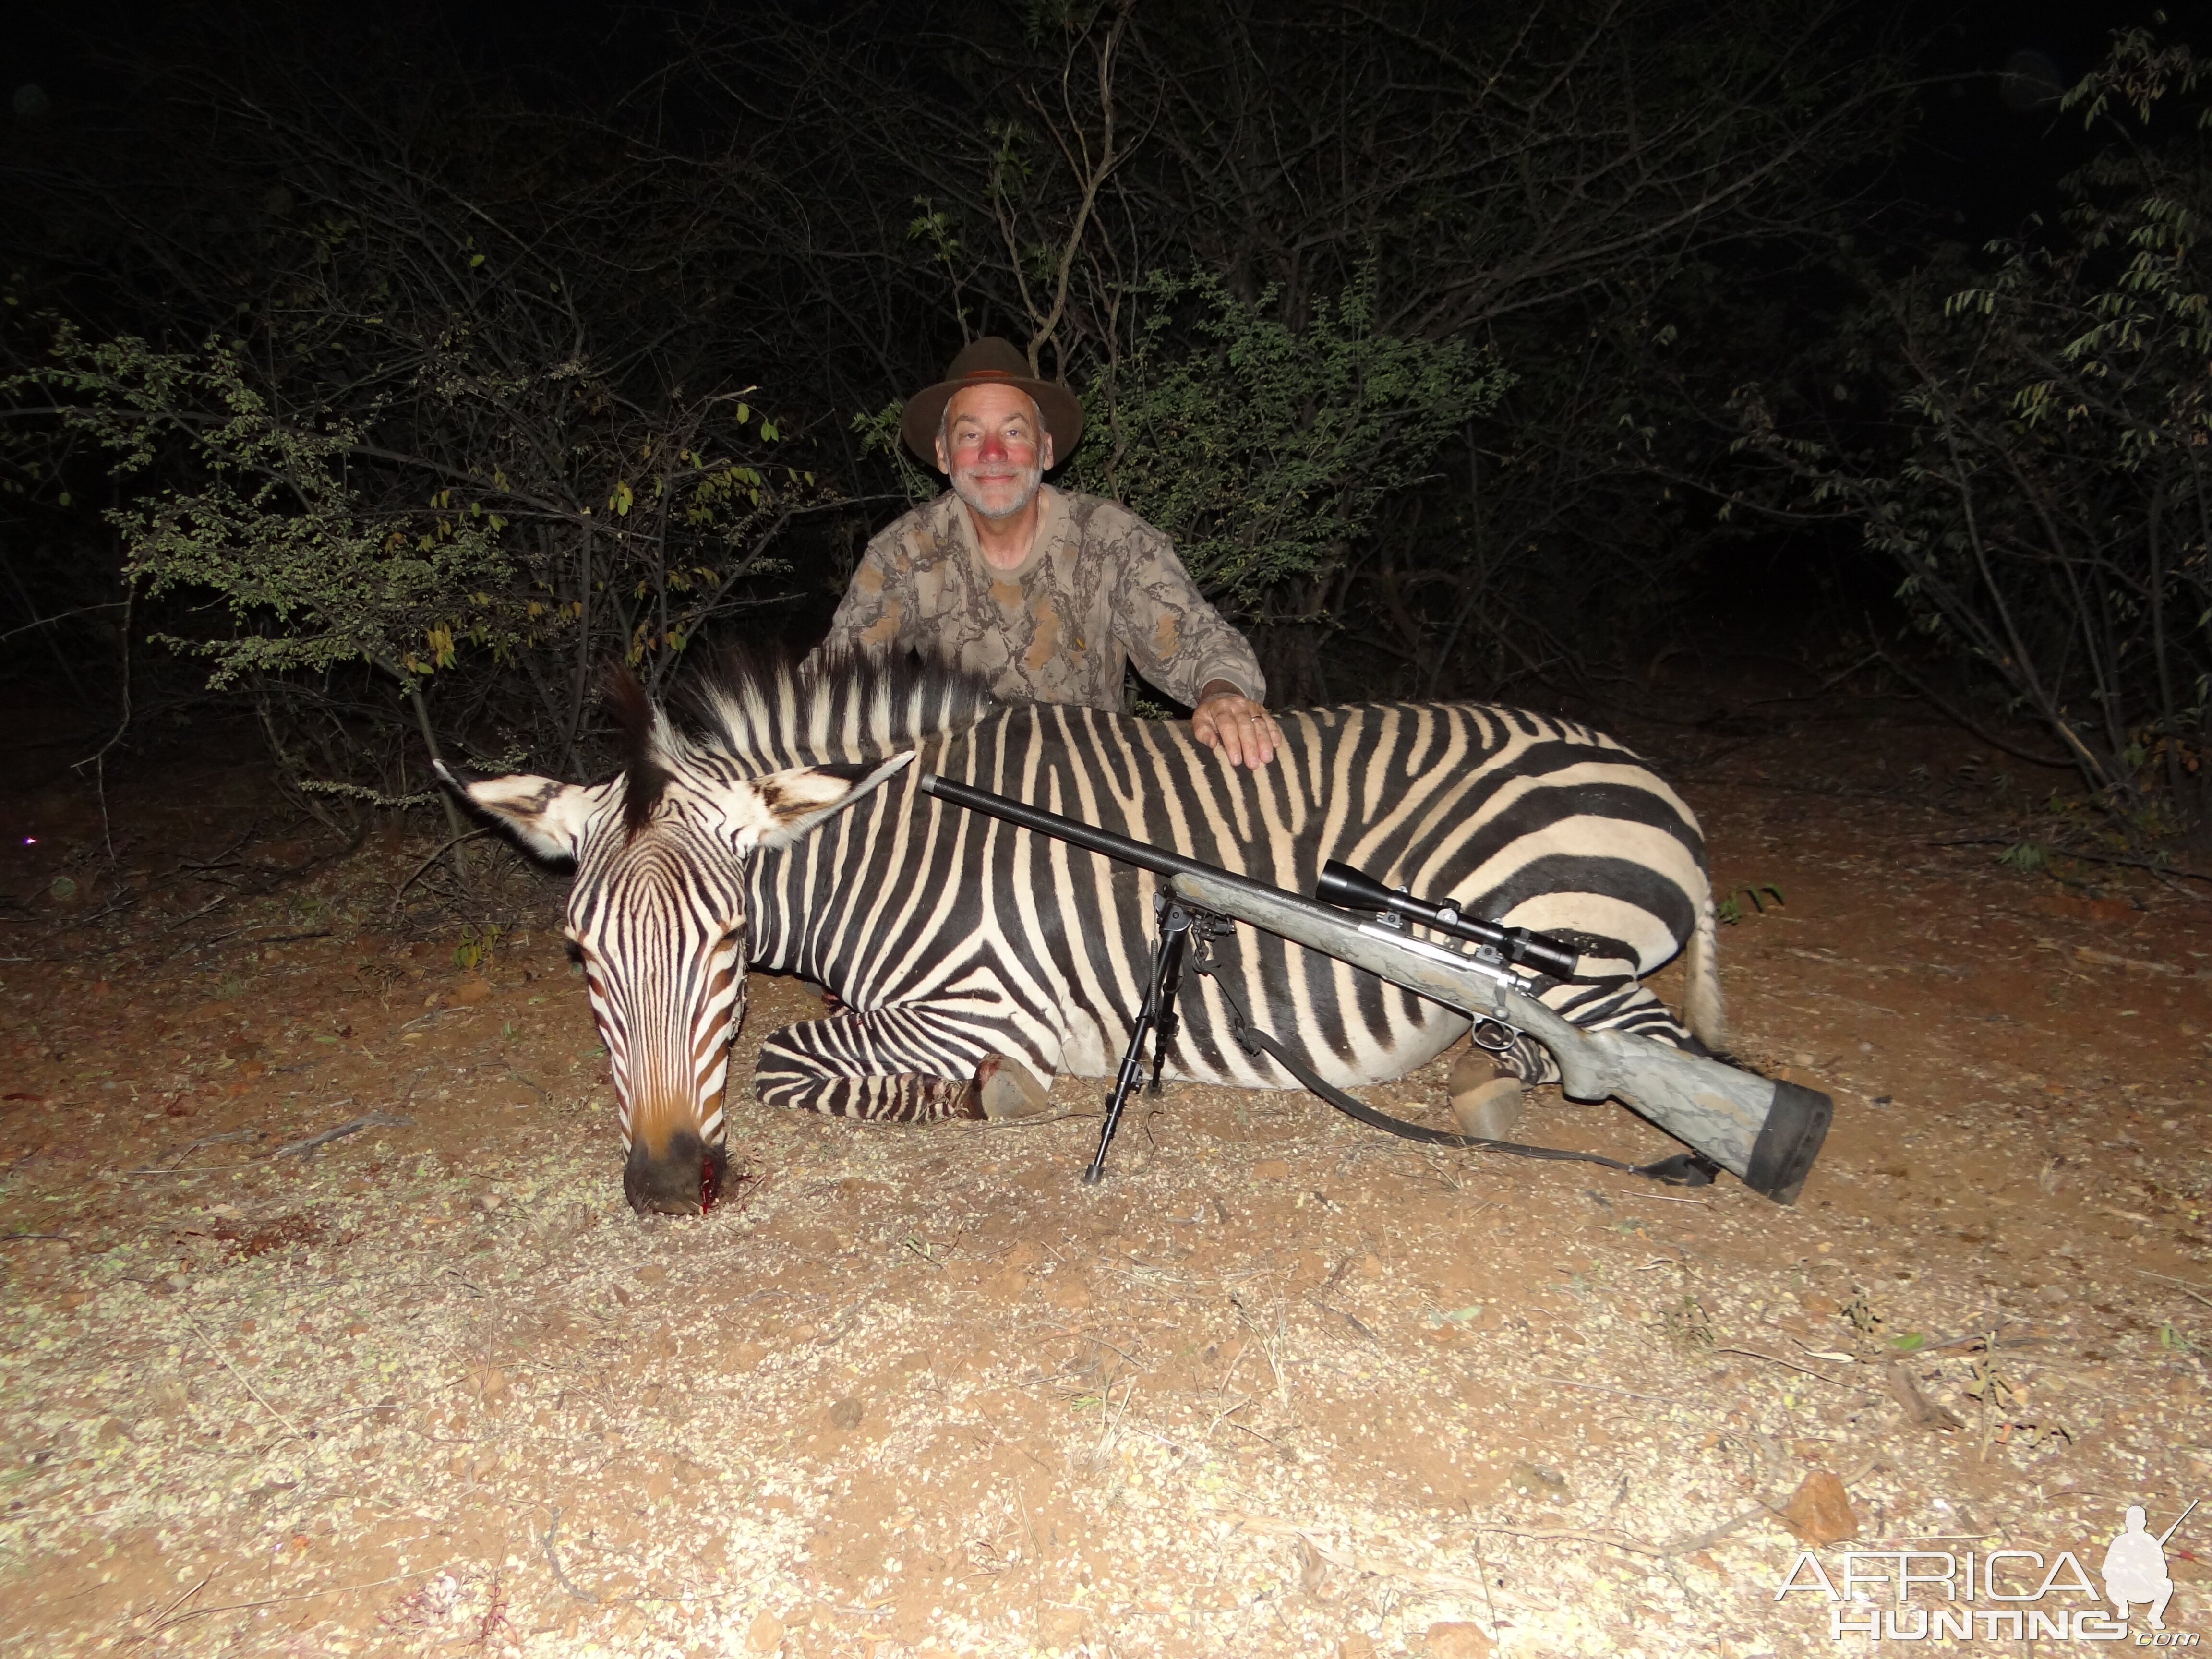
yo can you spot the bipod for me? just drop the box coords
[1083,892,1216,1185]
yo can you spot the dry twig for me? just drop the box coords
[2138,1270,2212,1310]
[542,1506,601,1604]
[275,1110,409,1158]
[1886,1361,1965,1432]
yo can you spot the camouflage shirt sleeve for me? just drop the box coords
[815,520,919,662]
[1105,511,1268,708]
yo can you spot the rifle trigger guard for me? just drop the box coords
[1470,1017,1519,1054]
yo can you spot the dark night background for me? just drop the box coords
[0,0,2203,839]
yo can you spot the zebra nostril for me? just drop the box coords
[624,1131,718,1218]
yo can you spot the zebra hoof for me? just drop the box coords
[975,1054,1052,1121]
[1449,1075,1525,1143]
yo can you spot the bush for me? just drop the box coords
[1738,29,2212,828]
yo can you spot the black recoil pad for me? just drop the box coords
[1742,1080,1832,1206]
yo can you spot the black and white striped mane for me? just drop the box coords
[613,652,998,816]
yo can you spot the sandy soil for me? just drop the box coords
[1,702,2206,1658]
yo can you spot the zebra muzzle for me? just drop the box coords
[624,1130,727,1215]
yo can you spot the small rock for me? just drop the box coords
[1253,1159,1291,1179]
[635,1263,666,1286]
[473,1194,504,1214]
[1507,1458,1567,1494]
[454,978,493,1006]
[1782,1468,1858,1545]
[828,1396,864,1430]
[1425,1621,1493,1657]
[744,1610,784,1653]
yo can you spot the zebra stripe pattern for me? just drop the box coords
[735,679,1721,1120]
[454,654,1722,1211]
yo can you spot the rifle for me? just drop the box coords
[2158,1498,2199,1547]
[918,771,1830,1205]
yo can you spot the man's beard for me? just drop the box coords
[951,459,1044,523]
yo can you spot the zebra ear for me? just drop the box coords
[438,762,607,861]
[739,752,915,854]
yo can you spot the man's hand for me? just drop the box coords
[1191,682,1281,769]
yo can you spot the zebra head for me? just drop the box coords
[439,673,913,1215]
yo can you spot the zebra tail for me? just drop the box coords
[1684,890,1728,1049]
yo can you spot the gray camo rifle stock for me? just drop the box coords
[919,771,1830,1205]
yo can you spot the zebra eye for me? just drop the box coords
[563,938,585,965]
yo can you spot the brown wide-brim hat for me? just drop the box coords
[901,336,1084,467]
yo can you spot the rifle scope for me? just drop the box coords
[1314,861,1583,979]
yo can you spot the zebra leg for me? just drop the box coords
[753,1007,1053,1124]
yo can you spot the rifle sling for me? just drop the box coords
[1192,954,1718,1189]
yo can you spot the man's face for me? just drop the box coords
[937,383,1054,523]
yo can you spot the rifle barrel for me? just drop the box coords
[2158,1497,2199,1546]
[919,772,1290,902]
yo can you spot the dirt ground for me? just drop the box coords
[1,695,2207,1659]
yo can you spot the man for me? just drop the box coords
[818,337,1281,768]
[2102,1505,2176,1630]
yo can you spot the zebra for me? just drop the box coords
[445,652,1723,1214]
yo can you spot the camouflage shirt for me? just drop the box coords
[817,486,1266,712]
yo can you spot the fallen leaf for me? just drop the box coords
[1782,1469,1858,1545]
[1887,1361,1964,1431]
